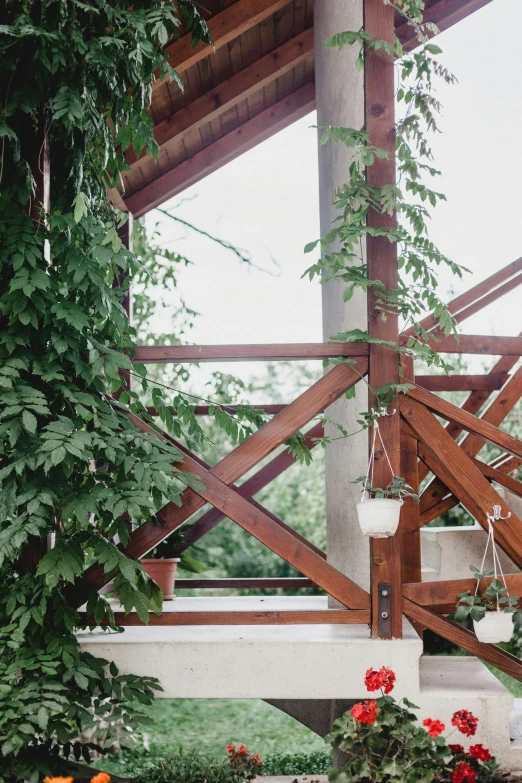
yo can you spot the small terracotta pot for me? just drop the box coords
[141,558,180,599]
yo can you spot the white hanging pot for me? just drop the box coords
[473,610,514,643]
[356,497,403,538]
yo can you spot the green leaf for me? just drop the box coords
[22,409,37,434]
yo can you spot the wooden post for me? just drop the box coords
[364,0,402,638]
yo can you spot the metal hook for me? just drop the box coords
[371,407,396,418]
[488,504,511,522]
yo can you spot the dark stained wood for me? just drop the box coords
[403,598,522,683]
[126,82,315,216]
[151,428,371,609]
[429,335,522,355]
[88,609,371,626]
[417,351,521,483]
[450,272,522,327]
[406,385,522,461]
[157,0,294,86]
[405,257,522,337]
[400,397,522,568]
[470,457,522,500]
[365,0,402,639]
[415,374,507,392]
[399,359,421,588]
[403,575,522,614]
[81,360,367,592]
[129,27,314,167]
[175,577,316,588]
[179,422,326,555]
[419,364,522,511]
[133,343,368,363]
[397,0,494,52]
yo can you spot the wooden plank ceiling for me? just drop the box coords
[114,0,493,218]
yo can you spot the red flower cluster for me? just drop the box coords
[364,666,396,695]
[351,700,379,725]
[468,744,492,762]
[449,744,465,756]
[452,710,479,737]
[226,744,262,781]
[423,718,445,737]
[450,761,476,783]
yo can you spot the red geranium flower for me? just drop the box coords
[452,710,479,737]
[449,744,465,756]
[250,754,263,767]
[237,745,249,757]
[364,666,396,694]
[451,761,477,783]
[351,700,379,725]
[226,745,236,754]
[423,718,445,737]
[468,744,492,762]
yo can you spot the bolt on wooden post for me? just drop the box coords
[364,0,403,638]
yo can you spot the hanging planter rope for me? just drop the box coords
[355,412,403,539]
[472,505,515,643]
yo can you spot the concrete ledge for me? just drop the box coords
[78,597,422,699]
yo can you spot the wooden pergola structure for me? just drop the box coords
[90,0,522,688]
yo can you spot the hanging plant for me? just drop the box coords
[351,417,419,538]
[456,565,519,644]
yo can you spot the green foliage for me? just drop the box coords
[351,475,419,502]
[0,1,212,777]
[131,748,242,783]
[327,694,503,783]
[261,750,332,776]
[305,0,465,379]
[455,566,520,622]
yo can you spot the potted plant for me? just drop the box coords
[141,530,208,600]
[327,666,504,783]
[455,565,519,644]
[351,475,419,538]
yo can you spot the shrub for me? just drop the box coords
[261,750,332,776]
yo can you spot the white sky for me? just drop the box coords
[144,0,522,384]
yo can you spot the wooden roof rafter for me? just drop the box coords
[115,0,494,216]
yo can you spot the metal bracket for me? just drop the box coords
[378,583,392,637]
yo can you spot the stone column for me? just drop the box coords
[314,0,369,593]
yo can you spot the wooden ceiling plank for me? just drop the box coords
[430,335,522,355]
[126,27,313,167]
[132,342,368,362]
[125,81,315,216]
[155,0,294,90]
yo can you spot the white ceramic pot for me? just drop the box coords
[356,498,403,538]
[473,611,514,643]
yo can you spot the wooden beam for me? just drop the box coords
[365,0,402,639]
[427,334,522,355]
[400,397,522,568]
[403,598,522,682]
[89,609,371,626]
[397,0,494,52]
[81,360,367,592]
[130,28,314,167]
[175,578,316,589]
[179,422,326,555]
[420,364,522,512]
[415,374,508,392]
[406,384,522,461]
[131,417,372,609]
[405,258,522,337]
[400,359,422,588]
[125,82,315,217]
[133,343,368,363]
[417,351,521,483]
[403,575,522,614]
[156,0,293,86]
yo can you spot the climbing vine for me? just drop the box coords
[305,0,465,419]
[0,0,468,779]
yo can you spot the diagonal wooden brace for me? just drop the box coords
[81,359,367,592]
[400,396,522,569]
